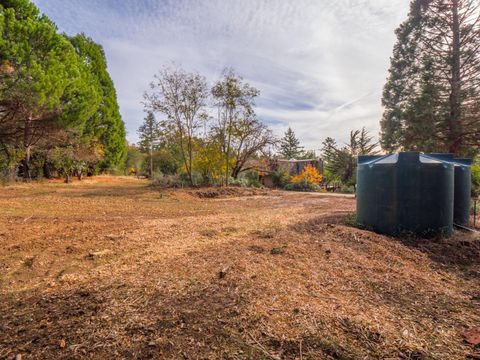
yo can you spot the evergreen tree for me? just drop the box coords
[69,34,127,171]
[279,127,304,159]
[0,0,101,178]
[381,0,480,156]
[381,0,426,152]
[322,128,377,185]
[137,111,162,178]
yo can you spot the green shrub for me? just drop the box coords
[151,173,184,188]
[229,177,248,187]
[284,180,320,192]
[338,185,355,194]
[472,163,480,197]
[230,171,263,188]
[271,168,289,188]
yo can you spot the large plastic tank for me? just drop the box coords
[356,152,454,237]
[426,153,472,226]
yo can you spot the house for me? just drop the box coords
[248,158,324,188]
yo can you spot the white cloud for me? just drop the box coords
[33,0,409,149]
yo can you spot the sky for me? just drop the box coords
[33,0,409,151]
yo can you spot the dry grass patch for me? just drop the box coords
[0,177,479,359]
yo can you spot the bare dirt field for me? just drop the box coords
[0,177,479,359]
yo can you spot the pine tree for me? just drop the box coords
[69,34,127,171]
[0,0,101,178]
[381,0,426,152]
[137,111,162,178]
[279,127,304,159]
[381,0,480,156]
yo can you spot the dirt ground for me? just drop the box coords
[0,176,479,359]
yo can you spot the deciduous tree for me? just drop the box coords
[144,66,208,185]
[212,69,259,185]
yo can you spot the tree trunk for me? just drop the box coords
[149,145,153,179]
[232,167,239,180]
[23,117,32,180]
[448,0,462,155]
[24,146,31,180]
[65,174,71,183]
[225,110,233,187]
[43,162,52,179]
[188,137,194,186]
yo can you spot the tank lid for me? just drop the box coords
[425,153,472,167]
[375,154,399,164]
[358,155,387,164]
[453,158,473,166]
[357,151,471,166]
[426,153,454,161]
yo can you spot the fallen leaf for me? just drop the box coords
[463,327,480,345]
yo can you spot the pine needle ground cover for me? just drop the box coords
[0,177,479,359]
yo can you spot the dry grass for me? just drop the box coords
[0,176,479,359]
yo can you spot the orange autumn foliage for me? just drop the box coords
[290,164,323,184]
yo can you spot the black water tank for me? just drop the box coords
[426,153,472,226]
[356,152,454,237]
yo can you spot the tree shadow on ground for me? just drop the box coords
[0,278,263,359]
[397,231,480,281]
[308,211,480,282]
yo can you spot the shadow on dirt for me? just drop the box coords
[0,279,258,359]
[398,231,480,280]
[299,211,480,281]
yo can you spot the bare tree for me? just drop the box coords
[144,66,208,185]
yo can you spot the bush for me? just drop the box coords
[338,185,355,194]
[229,177,249,187]
[284,164,322,191]
[230,171,263,188]
[290,164,323,184]
[472,163,480,197]
[151,173,185,188]
[271,168,289,188]
[284,180,320,192]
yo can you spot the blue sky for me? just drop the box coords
[33,0,409,150]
